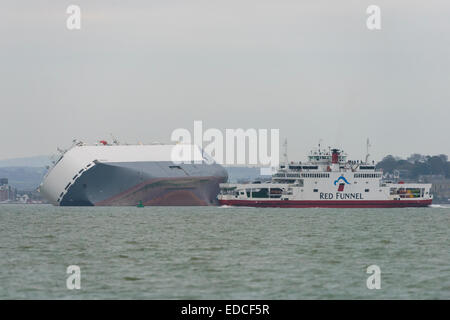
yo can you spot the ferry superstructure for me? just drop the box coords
[40,142,227,206]
[218,147,432,208]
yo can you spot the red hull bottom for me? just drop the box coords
[219,199,432,208]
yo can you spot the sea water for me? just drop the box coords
[0,204,448,299]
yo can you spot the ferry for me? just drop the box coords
[218,146,432,208]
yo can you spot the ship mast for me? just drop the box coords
[365,138,371,164]
[283,138,288,166]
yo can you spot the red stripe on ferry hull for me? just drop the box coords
[219,199,432,208]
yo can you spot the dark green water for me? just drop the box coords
[0,204,448,299]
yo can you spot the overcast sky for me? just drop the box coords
[1,0,449,163]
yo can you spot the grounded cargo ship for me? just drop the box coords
[40,142,228,206]
[218,147,432,208]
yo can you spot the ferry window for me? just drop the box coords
[313,189,318,192]
[365,189,369,192]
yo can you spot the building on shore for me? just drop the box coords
[419,175,450,203]
[0,178,17,202]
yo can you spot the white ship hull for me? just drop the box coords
[40,144,227,206]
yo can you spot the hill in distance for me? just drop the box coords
[0,155,52,168]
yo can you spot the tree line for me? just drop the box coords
[376,154,450,179]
